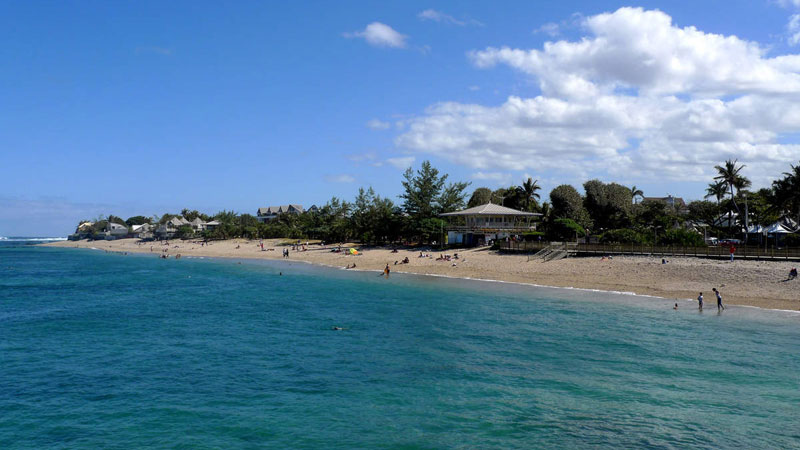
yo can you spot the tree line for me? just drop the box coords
[77,159,800,247]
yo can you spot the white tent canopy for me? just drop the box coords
[747,222,794,234]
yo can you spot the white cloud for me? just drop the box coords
[325,174,356,183]
[468,85,480,91]
[343,22,407,48]
[777,0,800,8]
[789,14,800,45]
[366,118,391,130]
[471,171,513,186]
[534,22,560,37]
[387,156,416,169]
[396,7,800,188]
[469,7,800,97]
[418,9,483,27]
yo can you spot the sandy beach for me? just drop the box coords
[44,238,800,311]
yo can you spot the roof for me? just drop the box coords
[258,205,304,215]
[440,203,541,217]
[190,217,204,225]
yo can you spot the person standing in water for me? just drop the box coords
[384,263,390,278]
[697,292,703,310]
[712,288,725,311]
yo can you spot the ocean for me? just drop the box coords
[2,243,799,449]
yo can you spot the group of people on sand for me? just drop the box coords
[393,257,410,265]
[435,253,459,262]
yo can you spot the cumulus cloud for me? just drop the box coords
[366,118,391,130]
[387,156,416,169]
[470,7,800,97]
[396,7,800,188]
[343,22,407,48]
[325,174,356,183]
[418,9,483,27]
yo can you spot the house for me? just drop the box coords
[130,223,154,239]
[155,216,192,239]
[257,204,304,222]
[103,222,129,240]
[190,217,206,231]
[68,221,95,240]
[307,205,319,214]
[440,203,541,246]
[642,195,689,214]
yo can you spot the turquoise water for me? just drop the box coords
[2,244,799,449]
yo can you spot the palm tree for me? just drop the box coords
[705,180,727,205]
[630,185,643,204]
[517,177,541,211]
[714,159,751,230]
[773,161,800,223]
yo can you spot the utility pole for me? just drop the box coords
[744,193,749,245]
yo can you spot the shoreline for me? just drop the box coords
[42,238,800,311]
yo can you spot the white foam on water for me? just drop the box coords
[2,237,67,242]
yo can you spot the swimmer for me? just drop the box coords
[673,303,678,310]
[331,326,343,331]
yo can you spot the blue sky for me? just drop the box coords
[3,1,800,236]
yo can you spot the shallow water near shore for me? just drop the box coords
[2,246,799,448]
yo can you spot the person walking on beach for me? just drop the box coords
[697,292,703,310]
[729,244,736,262]
[712,288,725,311]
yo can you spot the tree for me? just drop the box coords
[714,159,751,230]
[181,209,203,221]
[705,180,727,205]
[496,185,526,210]
[582,180,631,230]
[107,215,127,225]
[687,200,721,229]
[468,187,493,207]
[518,178,542,211]
[772,161,800,223]
[630,185,643,204]
[125,216,151,227]
[549,185,592,231]
[400,160,469,242]
[438,180,471,213]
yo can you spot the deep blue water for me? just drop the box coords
[2,244,799,449]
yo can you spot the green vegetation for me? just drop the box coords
[73,158,800,247]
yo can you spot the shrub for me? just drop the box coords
[784,233,800,247]
[600,228,647,244]
[661,228,705,247]
[547,218,585,241]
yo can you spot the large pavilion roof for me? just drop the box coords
[440,203,541,217]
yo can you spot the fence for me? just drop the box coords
[500,241,800,261]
